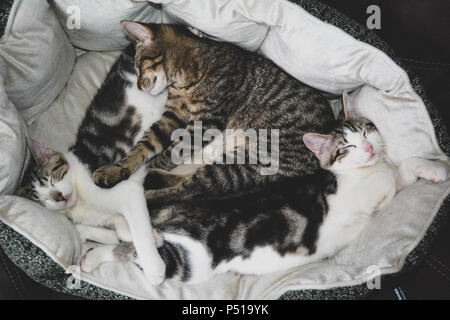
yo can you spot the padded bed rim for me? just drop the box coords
[0,0,448,300]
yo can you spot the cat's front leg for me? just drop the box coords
[396,157,449,191]
[92,141,158,189]
[80,243,154,274]
[80,244,145,274]
[117,182,166,285]
[93,95,189,189]
[147,144,180,171]
[113,215,164,247]
[80,182,165,285]
[75,225,120,245]
[81,241,167,277]
[113,216,133,243]
[144,168,191,190]
[81,245,119,273]
[145,164,264,204]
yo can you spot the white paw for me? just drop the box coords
[142,257,166,286]
[80,248,103,273]
[416,163,449,184]
[116,228,133,243]
[103,233,120,245]
[114,216,133,242]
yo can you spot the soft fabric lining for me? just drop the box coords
[0,0,448,300]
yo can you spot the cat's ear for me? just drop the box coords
[303,133,332,159]
[29,139,55,166]
[121,21,154,45]
[341,91,358,120]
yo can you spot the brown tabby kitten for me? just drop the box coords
[93,22,336,204]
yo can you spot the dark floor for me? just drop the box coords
[367,224,450,300]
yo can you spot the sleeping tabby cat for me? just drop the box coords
[18,45,168,285]
[92,22,337,205]
[81,116,448,283]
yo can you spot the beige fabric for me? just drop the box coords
[1,180,448,299]
[50,0,163,51]
[158,0,448,166]
[343,86,448,164]
[0,60,27,195]
[0,196,82,268]
[0,0,448,300]
[0,0,76,124]
[28,51,122,152]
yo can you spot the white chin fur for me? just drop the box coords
[361,153,379,167]
[149,86,165,95]
[63,193,77,210]
[45,201,67,211]
[149,80,167,95]
[150,71,168,95]
[46,195,76,211]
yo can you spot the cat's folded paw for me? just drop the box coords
[144,266,166,286]
[416,162,449,184]
[93,165,130,188]
[143,257,166,286]
[146,270,166,286]
[80,248,102,273]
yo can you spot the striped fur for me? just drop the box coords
[19,44,167,207]
[323,118,378,168]
[93,23,337,206]
[85,118,402,283]
[18,153,70,206]
[70,45,166,172]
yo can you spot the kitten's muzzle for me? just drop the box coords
[51,191,72,204]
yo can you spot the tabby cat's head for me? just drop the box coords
[18,140,76,211]
[303,117,383,171]
[121,22,202,95]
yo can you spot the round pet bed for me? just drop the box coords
[0,0,448,300]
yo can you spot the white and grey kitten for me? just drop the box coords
[79,112,449,284]
[18,45,168,286]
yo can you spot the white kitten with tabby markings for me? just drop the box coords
[19,44,167,285]
[19,28,208,285]
[79,101,448,284]
[27,139,166,286]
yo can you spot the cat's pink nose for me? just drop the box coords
[52,191,65,202]
[365,144,374,154]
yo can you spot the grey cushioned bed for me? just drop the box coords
[0,0,448,300]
